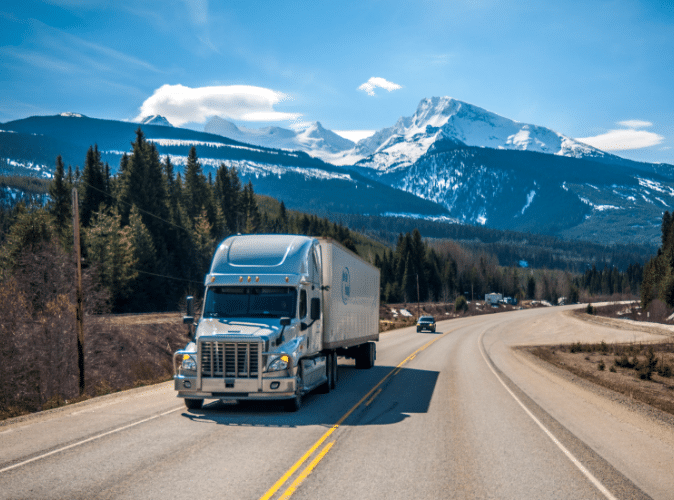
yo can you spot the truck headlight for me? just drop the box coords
[180,354,197,375]
[267,354,290,372]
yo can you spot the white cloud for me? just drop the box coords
[617,120,652,129]
[333,130,377,142]
[135,84,301,126]
[358,77,402,96]
[577,120,664,151]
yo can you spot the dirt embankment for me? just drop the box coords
[1,312,190,421]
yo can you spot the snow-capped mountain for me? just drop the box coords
[0,113,446,219]
[347,97,608,171]
[338,97,674,245]
[139,115,173,127]
[204,117,354,158]
[3,100,674,245]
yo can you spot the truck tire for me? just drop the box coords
[285,390,302,412]
[355,342,375,369]
[318,354,332,394]
[366,342,375,369]
[330,351,337,389]
[285,369,303,411]
[184,398,203,410]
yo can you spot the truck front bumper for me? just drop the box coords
[174,375,297,400]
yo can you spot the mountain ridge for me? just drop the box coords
[2,97,673,246]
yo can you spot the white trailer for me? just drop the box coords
[173,234,380,411]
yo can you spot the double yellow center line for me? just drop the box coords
[259,328,454,500]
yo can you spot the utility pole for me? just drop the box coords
[72,188,85,395]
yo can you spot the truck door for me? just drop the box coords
[304,245,322,350]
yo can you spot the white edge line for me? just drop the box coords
[0,406,182,474]
[477,332,619,500]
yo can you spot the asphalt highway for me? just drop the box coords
[1,305,673,499]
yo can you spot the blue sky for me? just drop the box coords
[1,0,673,164]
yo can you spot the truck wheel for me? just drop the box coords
[318,354,332,394]
[184,398,203,410]
[285,391,302,412]
[285,369,303,411]
[330,352,337,389]
[367,342,375,369]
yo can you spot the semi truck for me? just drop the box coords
[173,234,380,411]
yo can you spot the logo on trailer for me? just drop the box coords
[341,267,350,304]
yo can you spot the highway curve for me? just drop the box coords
[1,305,673,499]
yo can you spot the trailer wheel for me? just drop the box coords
[355,342,375,369]
[184,398,203,410]
[367,342,376,369]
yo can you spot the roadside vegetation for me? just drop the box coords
[528,339,674,417]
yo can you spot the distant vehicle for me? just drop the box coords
[485,292,503,305]
[173,234,380,412]
[416,316,436,333]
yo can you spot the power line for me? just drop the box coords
[72,179,214,286]
[76,178,191,234]
[131,268,204,285]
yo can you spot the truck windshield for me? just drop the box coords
[203,286,297,319]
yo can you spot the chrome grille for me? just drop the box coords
[200,341,259,378]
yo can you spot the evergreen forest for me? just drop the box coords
[0,128,647,319]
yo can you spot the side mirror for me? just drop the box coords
[280,317,291,326]
[310,298,320,321]
[183,295,194,325]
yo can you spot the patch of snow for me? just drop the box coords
[156,154,354,183]
[637,177,667,194]
[380,212,459,223]
[400,309,412,317]
[521,190,536,214]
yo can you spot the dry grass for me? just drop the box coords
[527,340,674,416]
[0,311,189,421]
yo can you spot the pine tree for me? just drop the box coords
[80,145,107,227]
[242,180,261,233]
[117,129,169,254]
[277,201,288,233]
[84,207,137,309]
[192,209,216,279]
[125,205,159,310]
[48,155,71,232]
[183,146,208,221]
